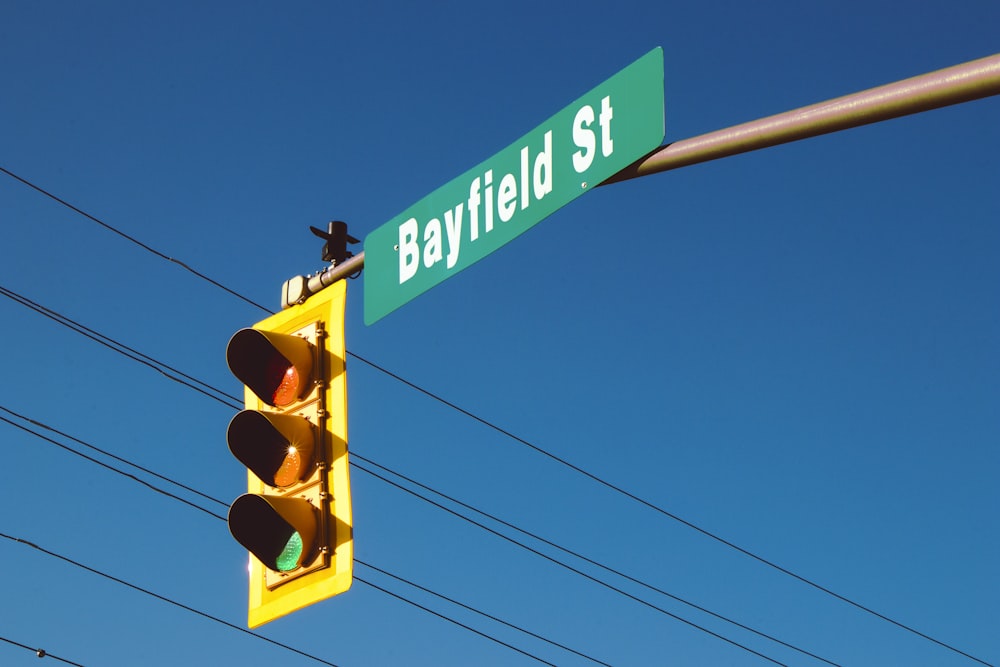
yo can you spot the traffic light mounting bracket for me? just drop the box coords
[282,222,363,310]
[310,220,359,265]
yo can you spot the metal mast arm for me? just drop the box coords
[290,53,1000,307]
[604,53,1000,183]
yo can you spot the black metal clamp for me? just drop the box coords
[309,221,359,266]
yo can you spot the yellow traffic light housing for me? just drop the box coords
[225,280,352,628]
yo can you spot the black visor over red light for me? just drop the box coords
[226,328,314,407]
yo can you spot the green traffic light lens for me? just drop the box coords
[275,531,304,572]
[228,494,315,574]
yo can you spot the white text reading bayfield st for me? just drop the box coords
[397,96,615,284]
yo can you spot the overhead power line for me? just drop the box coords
[2,400,816,665]
[329,351,996,667]
[0,166,270,314]
[0,294,837,665]
[356,561,615,667]
[0,411,606,667]
[0,635,86,667]
[0,409,226,522]
[354,574,560,667]
[0,285,240,409]
[351,460,789,666]
[0,532,341,667]
[2,166,991,667]
[0,401,229,511]
[353,454,840,666]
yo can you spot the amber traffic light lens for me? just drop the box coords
[273,446,305,488]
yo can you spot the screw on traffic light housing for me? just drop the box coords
[225,280,353,628]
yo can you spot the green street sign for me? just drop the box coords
[363,47,665,325]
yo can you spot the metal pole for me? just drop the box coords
[309,253,365,292]
[282,253,366,309]
[288,53,1000,307]
[604,52,1000,184]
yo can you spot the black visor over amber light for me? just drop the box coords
[226,328,314,407]
[227,410,315,488]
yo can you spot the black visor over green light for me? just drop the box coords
[228,494,317,572]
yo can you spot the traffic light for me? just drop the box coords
[225,279,352,628]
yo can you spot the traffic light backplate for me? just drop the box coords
[226,280,352,628]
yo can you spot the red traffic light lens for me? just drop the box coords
[267,357,301,407]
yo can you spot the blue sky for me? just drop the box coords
[1,2,997,666]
